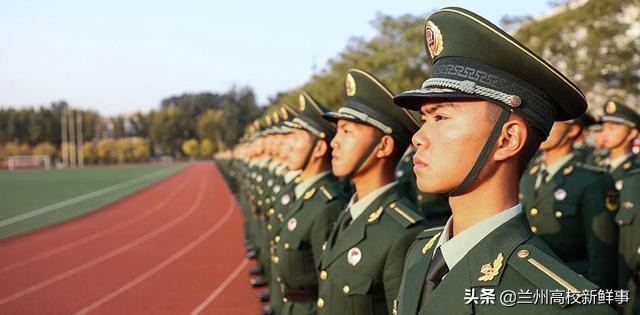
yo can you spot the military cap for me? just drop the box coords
[601,100,640,128]
[393,7,587,137]
[323,69,420,143]
[568,112,597,128]
[285,92,337,139]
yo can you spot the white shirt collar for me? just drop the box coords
[294,171,330,199]
[284,170,302,184]
[347,181,398,222]
[543,153,574,179]
[607,152,634,171]
[435,203,522,270]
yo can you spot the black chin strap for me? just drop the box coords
[448,109,510,196]
[301,137,320,171]
[347,131,384,179]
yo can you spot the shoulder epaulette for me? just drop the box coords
[416,226,444,239]
[318,185,338,202]
[508,243,598,309]
[575,162,607,174]
[385,200,423,228]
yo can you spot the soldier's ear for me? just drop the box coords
[627,127,639,141]
[313,140,328,158]
[494,117,527,162]
[375,135,395,159]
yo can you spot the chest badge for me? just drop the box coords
[554,189,567,201]
[347,247,362,266]
[616,180,624,191]
[287,218,297,231]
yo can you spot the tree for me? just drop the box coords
[149,107,187,155]
[181,139,199,159]
[199,138,215,157]
[32,142,56,157]
[197,109,224,141]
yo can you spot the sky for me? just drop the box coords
[0,1,551,116]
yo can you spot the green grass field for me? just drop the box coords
[0,163,185,240]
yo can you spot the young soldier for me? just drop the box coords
[274,92,349,315]
[317,69,426,314]
[600,100,640,186]
[519,118,618,288]
[392,7,616,314]
[616,168,640,315]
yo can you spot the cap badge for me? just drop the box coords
[606,101,617,114]
[425,20,444,58]
[345,73,356,96]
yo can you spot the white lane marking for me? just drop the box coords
[0,168,175,228]
[0,172,190,275]
[0,175,206,306]
[190,259,249,315]
[73,200,236,315]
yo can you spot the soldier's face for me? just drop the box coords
[331,119,379,177]
[286,129,314,170]
[602,122,635,150]
[412,100,494,193]
[539,122,572,151]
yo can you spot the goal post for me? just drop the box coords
[7,155,51,170]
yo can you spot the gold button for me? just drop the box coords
[343,285,350,294]
[316,298,325,309]
[417,195,423,201]
[517,249,530,258]
[637,246,640,255]
[275,235,281,242]
[267,224,272,231]
[283,298,288,303]
[268,208,275,215]
[320,271,328,280]
[284,243,290,249]
[273,256,279,263]
[530,208,538,216]
[531,226,538,233]
[618,220,624,225]
[277,277,282,282]
[554,211,562,218]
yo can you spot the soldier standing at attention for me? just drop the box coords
[519,117,618,289]
[316,69,426,315]
[392,7,616,314]
[600,100,640,185]
[616,167,640,315]
[274,92,348,315]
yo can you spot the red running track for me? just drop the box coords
[0,163,262,314]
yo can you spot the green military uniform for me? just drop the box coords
[520,155,618,288]
[392,7,617,314]
[273,92,350,315]
[396,213,616,314]
[395,146,451,227]
[317,69,426,314]
[616,168,640,315]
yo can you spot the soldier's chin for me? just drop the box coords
[416,178,450,194]
[331,163,350,178]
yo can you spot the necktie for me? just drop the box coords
[332,211,352,245]
[535,168,549,192]
[420,247,449,307]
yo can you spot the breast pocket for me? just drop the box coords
[614,210,635,227]
[328,265,374,315]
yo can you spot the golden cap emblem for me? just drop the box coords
[280,106,289,120]
[425,20,444,58]
[272,111,279,123]
[299,94,306,111]
[606,101,616,114]
[345,73,356,96]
